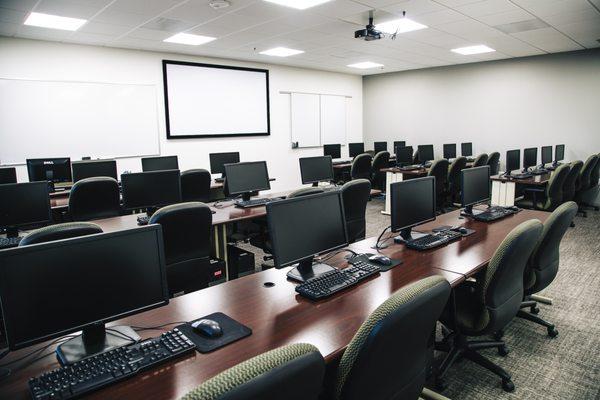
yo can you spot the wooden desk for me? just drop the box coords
[380,167,429,215]
[490,172,551,206]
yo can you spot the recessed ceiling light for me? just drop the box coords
[259,47,304,57]
[163,33,216,46]
[347,62,384,69]
[451,45,495,55]
[24,12,87,31]
[263,0,333,10]
[376,18,427,34]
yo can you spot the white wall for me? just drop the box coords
[363,49,600,171]
[0,37,363,192]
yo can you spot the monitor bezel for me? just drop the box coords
[460,166,491,208]
[121,169,182,210]
[0,182,52,230]
[209,152,240,175]
[71,160,118,182]
[141,156,179,172]
[299,156,334,185]
[224,161,271,196]
[390,176,436,233]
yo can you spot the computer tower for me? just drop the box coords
[227,245,256,279]
[208,258,226,286]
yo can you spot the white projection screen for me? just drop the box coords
[162,61,270,139]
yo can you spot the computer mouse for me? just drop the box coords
[458,227,468,234]
[191,319,223,338]
[368,255,392,266]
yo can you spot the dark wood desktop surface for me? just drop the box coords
[0,208,547,399]
[491,173,551,186]
[381,166,429,177]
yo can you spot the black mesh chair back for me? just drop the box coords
[68,177,121,221]
[19,222,103,246]
[350,153,372,180]
[181,169,211,202]
[487,152,500,175]
[341,179,371,243]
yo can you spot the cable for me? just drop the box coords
[131,321,187,332]
[213,195,241,209]
[373,225,393,249]
[105,328,138,343]
[316,248,358,263]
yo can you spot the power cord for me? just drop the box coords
[373,225,393,249]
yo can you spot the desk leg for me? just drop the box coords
[382,172,403,215]
[491,181,515,207]
[213,224,230,281]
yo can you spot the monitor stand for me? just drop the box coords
[5,227,19,238]
[286,256,336,283]
[56,322,140,366]
[394,227,428,243]
[460,205,485,217]
[215,173,225,183]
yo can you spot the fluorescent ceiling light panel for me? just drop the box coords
[263,0,333,10]
[376,18,427,34]
[24,12,87,31]
[347,62,384,69]
[451,45,495,55]
[259,47,304,57]
[164,33,216,45]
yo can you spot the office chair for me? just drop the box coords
[181,169,211,202]
[333,276,451,400]
[516,164,569,211]
[574,154,598,217]
[19,222,103,246]
[472,153,488,168]
[370,151,389,191]
[350,153,372,180]
[447,157,467,205]
[516,201,577,337]
[562,161,582,202]
[181,343,325,400]
[436,219,543,392]
[68,177,121,221]
[149,202,212,297]
[413,149,420,165]
[340,179,371,243]
[427,159,449,213]
[487,152,500,175]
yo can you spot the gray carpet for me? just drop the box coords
[243,198,600,399]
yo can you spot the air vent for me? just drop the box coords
[209,0,231,9]
[143,18,192,32]
[494,19,549,34]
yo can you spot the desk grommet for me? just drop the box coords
[263,282,275,288]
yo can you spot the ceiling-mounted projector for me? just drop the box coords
[354,15,383,41]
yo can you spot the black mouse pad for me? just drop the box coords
[459,228,476,237]
[175,312,252,353]
[348,253,403,272]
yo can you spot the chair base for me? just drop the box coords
[516,309,558,337]
[529,294,553,305]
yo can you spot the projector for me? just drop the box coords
[354,16,383,41]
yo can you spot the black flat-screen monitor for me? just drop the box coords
[26,158,72,183]
[506,150,520,174]
[541,146,552,166]
[141,156,179,172]
[349,143,365,158]
[121,170,181,210]
[523,148,537,169]
[209,152,240,175]
[461,166,490,214]
[390,176,435,241]
[555,144,565,163]
[461,142,473,157]
[443,144,456,159]
[224,161,270,199]
[299,156,334,185]
[267,191,347,282]
[323,144,341,159]
[417,145,434,163]
[0,167,17,184]
[393,141,406,153]
[71,160,118,182]
[374,142,387,153]
[0,182,51,236]
[396,146,414,165]
[0,226,169,361]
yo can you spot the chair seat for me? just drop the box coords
[440,283,489,336]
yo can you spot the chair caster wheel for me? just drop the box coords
[434,380,447,392]
[502,379,515,392]
[530,305,540,314]
[493,330,504,341]
[498,345,509,357]
[548,326,558,338]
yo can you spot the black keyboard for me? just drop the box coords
[235,197,284,208]
[136,215,149,225]
[295,261,380,300]
[404,230,463,251]
[510,173,533,180]
[332,159,351,165]
[470,206,515,222]
[0,236,22,249]
[29,329,195,400]
[530,168,549,175]
[398,165,423,171]
[214,177,225,183]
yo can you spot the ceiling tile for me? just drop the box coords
[454,0,521,18]
[0,21,19,35]
[511,26,585,52]
[511,0,594,17]
[0,6,26,23]
[383,0,446,16]
[542,8,600,26]
[93,9,150,27]
[108,0,184,17]
[0,0,36,12]
[79,21,132,36]
[411,9,468,26]
[312,0,371,19]
[36,0,113,19]
[475,9,535,26]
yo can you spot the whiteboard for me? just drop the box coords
[321,95,346,145]
[291,93,320,148]
[0,78,160,165]
[163,61,270,138]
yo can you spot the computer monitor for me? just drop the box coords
[396,146,414,166]
[505,150,520,175]
[349,142,365,158]
[461,142,473,157]
[461,166,491,216]
[0,167,17,184]
[443,144,456,160]
[26,158,72,187]
[390,176,436,241]
[0,182,51,238]
[393,141,406,153]
[299,156,334,186]
[541,146,552,166]
[121,169,181,213]
[417,145,434,163]
[209,152,240,178]
[141,156,179,172]
[71,160,118,182]
[224,161,271,201]
[374,141,387,153]
[267,191,348,282]
[323,144,341,159]
[0,225,169,365]
[523,148,537,171]
[555,144,565,164]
